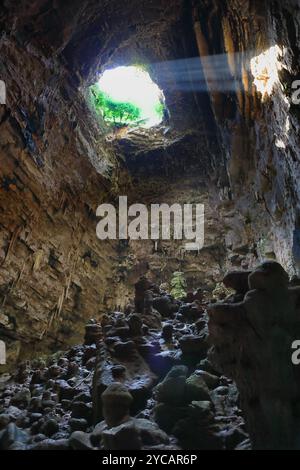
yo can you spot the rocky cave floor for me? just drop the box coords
[0,281,250,451]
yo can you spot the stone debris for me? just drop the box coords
[0,276,248,450]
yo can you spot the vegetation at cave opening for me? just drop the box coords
[90,85,145,127]
[89,66,166,128]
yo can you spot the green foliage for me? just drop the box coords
[90,85,143,126]
[155,101,164,121]
[170,271,187,300]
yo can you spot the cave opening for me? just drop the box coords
[90,65,167,130]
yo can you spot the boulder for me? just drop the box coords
[194,370,219,389]
[0,414,11,430]
[185,373,211,402]
[69,418,88,432]
[153,403,189,433]
[90,420,107,447]
[30,438,69,450]
[154,366,188,405]
[40,418,59,437]
[102,383,133,428]
[102,420,142,450]
[84,322,102,345]
[113,341,136,357]
[0,423,29,450]
[10,388,31,408]
[128,314,143,336]
[188,400,214,422]
[71,401,92,422]
[179,334,208,357]
[69,431,94,450]
[102,417,169,450]
[153,296,177,317]
[162,323,173,342]
[223,270,251,295]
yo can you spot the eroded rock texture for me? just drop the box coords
[208,261,300,449]
[0,280,248,450]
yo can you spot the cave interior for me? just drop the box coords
[1,0,300,451]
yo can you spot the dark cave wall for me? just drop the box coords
[0,9,123,368]
[194,0,300,274]
[112,134,259,308]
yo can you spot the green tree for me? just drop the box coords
[170,272,187,299]
[90,85,142,126]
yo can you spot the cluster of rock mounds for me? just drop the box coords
[0,277,249,450]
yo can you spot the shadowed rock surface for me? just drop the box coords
[0,280,248,450]
[208,261,300,449]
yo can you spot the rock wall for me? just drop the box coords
[112,165,257,310]
[195,0,300,273]
[0,21,123,367]
[208,261,300,449]
[112,0,300,309]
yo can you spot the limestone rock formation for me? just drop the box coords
[208,261,300,449]
[101,383,133,428]
[0,290,249,450]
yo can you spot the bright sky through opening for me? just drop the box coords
[98,66,164,128]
